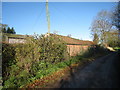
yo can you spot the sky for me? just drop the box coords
[2,2,117,41]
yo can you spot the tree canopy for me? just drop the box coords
[0,23,16,34]
[90,8,119,47]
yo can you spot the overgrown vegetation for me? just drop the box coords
[2,34,68,88]
[80,45,109,58]
[2,34,110,88]
[26,44,110,88]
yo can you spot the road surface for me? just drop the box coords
[59,52,119,88]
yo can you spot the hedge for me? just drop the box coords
[2,34,69,88]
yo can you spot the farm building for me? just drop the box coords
[2,33,94,56]
[2,33,26,43]
[50,34,94,56]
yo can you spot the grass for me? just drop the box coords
[114,47,120,50]
[24,58,80,88]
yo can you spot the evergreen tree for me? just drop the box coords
[0,24,16,34]
[112,1,120,46]
[2,27,7,33]
[113,2,120,31]
[7,27,12,34]
[11,27,16,34]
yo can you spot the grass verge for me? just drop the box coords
[25,52,109,88]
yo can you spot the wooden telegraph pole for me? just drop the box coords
[46,0,50,35]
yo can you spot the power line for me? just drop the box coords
[32,3,45,32]
[51,4,71,19]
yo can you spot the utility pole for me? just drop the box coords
[46,0,50,35]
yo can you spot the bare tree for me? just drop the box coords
[53,30,59,34]
[0,23,8,30]
[90,10,113,45]
[67,34,72,37]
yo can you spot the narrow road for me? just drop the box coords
[59,52,119,88]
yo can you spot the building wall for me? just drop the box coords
[67,45,89,56]
[8,37,90,56]
[8,38,25,43]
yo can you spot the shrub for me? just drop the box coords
[81,45,109,58]
[2,43,16,82]
[3,34,68,88]
[2,43,16,66]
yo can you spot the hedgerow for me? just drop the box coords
[2,34,110,88]
[2,34,69,88]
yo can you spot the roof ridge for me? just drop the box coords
[50,33,94,45]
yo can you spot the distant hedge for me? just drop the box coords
[2,34,69,88]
